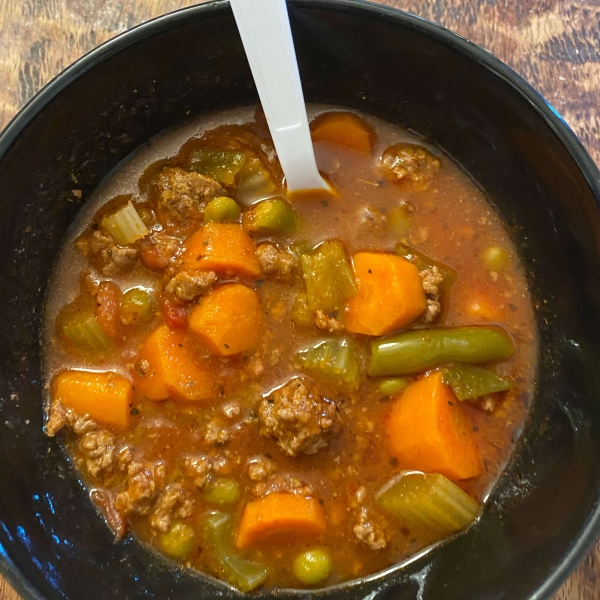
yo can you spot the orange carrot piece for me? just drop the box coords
[344,252,426,336]
[188,284,262,356]
[235,493,327,549]
[52,370,131,428]
[134,324,215,401]
[95,281,123,339]
[180,223,260,278]
[310,112,375,154]
[386,371,483,480]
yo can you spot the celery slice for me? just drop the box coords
[190,149,248,185]
[62,313,112,351]
[441,365,514,401]
[102,201,149,245]
[297,337,361,390]
[204,512,269,592]
[376,472,480,538]
[300,240,358,311]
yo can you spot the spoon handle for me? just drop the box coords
[230,0,330,193]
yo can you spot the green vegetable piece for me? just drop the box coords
[236,156,279,204]
[481,245,509,271]
[204,512,269,592]
[102,201,149,245]
[205,478,240,505]
[377,377,410,396]
[204,196,241,223]
[243,198,297,234]
[441,365,514,401]
[396,243,456,291]
[190,149,248,185]
[158,522,196,560]
[388,205,412,235]
[62,313,112,351]
[293,548,332,584]
[368,327,515,377]
[376,472,480,538]
[300,240,358,312]
[119,288,155,326]
[297,338,361,390]
[291,292,314,328]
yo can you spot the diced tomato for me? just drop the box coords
[96,281,123,338]
[140,244,169,271]
[160,295,190,329]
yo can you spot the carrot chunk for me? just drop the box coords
[386,371,483,480]
[310,112,375,154]
[188,284,262,356]
[134,324,215,401]
[180,223,260,278]
[344,252,426,336]
[235,493,327,549]
[52,370,131,428]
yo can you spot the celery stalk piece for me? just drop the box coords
[102,201,149,245]
[62,313,112,351]
[441,365,514,401]
[242,198,297,234]
[204,512,269,592]
[376,472,481,539]
[300,240,358,311]
[190,149,248,185]
[297,337,361,390]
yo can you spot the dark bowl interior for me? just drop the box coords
[2,1,600,599]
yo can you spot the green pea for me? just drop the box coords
[481,245,508,271]
[292,548,332,584]
[377,377,410,396]
[119,288,155,326]
[204,196,241,223]
[158,522,195,559]
[205,478,240,504]
[242,198,297,234]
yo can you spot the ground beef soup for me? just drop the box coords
[44,106,537,591]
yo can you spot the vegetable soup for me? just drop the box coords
[44,105,537,591]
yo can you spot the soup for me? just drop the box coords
[43,106,536,591]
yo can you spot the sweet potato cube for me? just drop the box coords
[188,284,262,356]
[180,223,260,278]
[344,252,426,336]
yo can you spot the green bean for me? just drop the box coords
[368,327,515,377]
[292,548,332,584]
[441,365,513,401]
[205,478,240,504]
[158,522,195,559]
[204,196,241,223]
[119,288,155,326]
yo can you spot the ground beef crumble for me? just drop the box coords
[114,461,167,516]
[258,378,337,456]
[165,270,218,301]
[314,309,344,332]
[252,473,314,498]
[255,243,297,277]
[150,483,196,532]
[246,454,277,481]
[353,507,387,550]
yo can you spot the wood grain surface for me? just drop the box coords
[1,0,599,599]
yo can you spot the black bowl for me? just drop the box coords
[2,1,600,599]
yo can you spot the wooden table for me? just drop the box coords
[0,0,598,598]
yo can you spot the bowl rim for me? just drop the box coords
[1,1,600,599]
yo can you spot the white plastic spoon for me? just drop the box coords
[229,0,331,195]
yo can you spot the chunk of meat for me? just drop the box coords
[165,270,218,301]
[89,230,139,276]
[356,205,386,228]
[246,455,277,481]
[183,454,212,488]
[255,243,296,277]
[90,488,127,541]
[157,167,224,222]
[423,298,442,323]
[114,461,167,516]
[380,143,441,189]
[258,379,337,456]
[140,232,181,270]
[314,309,344,332]
[353,507,387,550]
[420,266,444,296]
[221,400,241,419]
[205,417,232,445]
[150,483,196,532]
[252,473,314,498]
[78,430,116,477]
[45,398,97,437]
